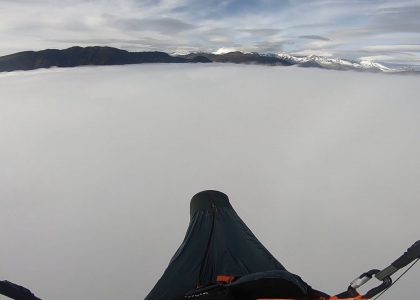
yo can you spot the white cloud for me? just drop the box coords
[362,44,420,52]
[0,64,419,300]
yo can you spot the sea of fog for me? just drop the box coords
[0,64,419,300]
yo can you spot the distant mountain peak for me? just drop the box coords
[277,52,398,72]
[0,46,418,74]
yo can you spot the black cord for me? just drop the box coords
[373,258,420,300]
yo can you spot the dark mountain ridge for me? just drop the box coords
[178,51,292,65]
[0,46,291,72]
[0,46,416,73]
[0,46,211,72]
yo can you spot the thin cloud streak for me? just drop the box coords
[299,35,330,41]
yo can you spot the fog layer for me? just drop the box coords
[0,65,419,300]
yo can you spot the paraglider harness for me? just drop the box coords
[177,241,420,300]
[0,280,42,300]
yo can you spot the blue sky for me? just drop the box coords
[0,0,419,64]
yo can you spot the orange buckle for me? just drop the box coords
[216,275,236,284]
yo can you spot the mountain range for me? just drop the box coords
[0,46,417,74]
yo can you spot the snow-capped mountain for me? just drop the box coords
[1,46,417,74]
[277,53,397,72]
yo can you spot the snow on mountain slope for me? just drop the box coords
[277,53,398,72]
